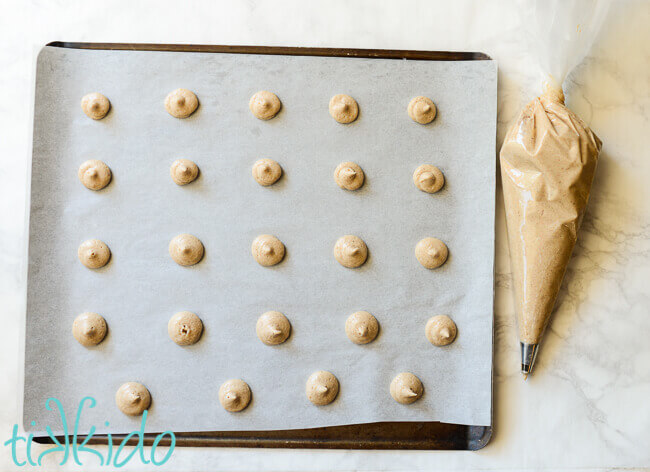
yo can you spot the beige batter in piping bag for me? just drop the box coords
[500,0,608,377]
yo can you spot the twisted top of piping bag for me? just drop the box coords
[542,76,565,104]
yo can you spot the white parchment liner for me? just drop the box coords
[25,47,496,435]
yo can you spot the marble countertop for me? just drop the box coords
[1,0,648,470]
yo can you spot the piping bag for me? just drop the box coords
[500,0,608,377]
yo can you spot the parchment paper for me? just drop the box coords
[24,46,496,435]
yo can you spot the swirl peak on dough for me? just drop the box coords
[78,239,111,269]
[306,371,339,406]
[334,162,364,191]
[408,96,437,124]
[415,237,448,269]
[169,233,204,266]
[170,159,199,185]
[165,88,199,118]
[252,158,282,186]
[115,382,151,416]
[345,311,379,344]
[72,312,107,346]
[256,311,291,345]
[249,91,282,120]
[81,93,110,120]
[390,372,423,404]
[334,235,368,268]
[413,164,444,194]
[219,379,251,412]
[425,315,457,346]
[78,160,112,190]
[329,94,358,124]
[251,234,285,267]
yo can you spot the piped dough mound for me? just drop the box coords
[345,311,379,344]
[219,379,251,412]
[415,237,448,269]
[165,88,199,118]
[249,91,281,120]
[334,235,368,268]
[390,372,423,404]
[251,234,285,267]
[252,159,282,186]
[78,160,112,190]
[78,239,111,269]
[425,315,457,346]
[329,94,358,123]
[170,159,199,185]
[413,164,444,194]
[72,312,107,346]
[115,382,151,416]
[169,234,204,266]
[168,311,203,346]
[408,96,437,124]
[334,162,364,191]
[81,93,110,120]
[306,371,339,406]
[256,311,291,345]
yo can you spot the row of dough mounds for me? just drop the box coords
[77,234,448,270]
[81,90,438,124]
[74,310,456,349]
[78,157,445,194]
[114,372,429,416]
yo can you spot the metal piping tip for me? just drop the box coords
[520,342,539,377]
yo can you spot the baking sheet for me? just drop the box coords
[25,46,496,435]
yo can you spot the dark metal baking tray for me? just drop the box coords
[32,41,494,450]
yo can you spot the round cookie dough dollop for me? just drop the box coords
[72,312,107,346]
[345,311,379,344]
[334,235,368,268]
[251,235,285,267]
[165,88,199,118]
[256,311,291,345]
[219,379,251,412]
[252,159,282,186]
[306,371,339,406]
[249,91,281,120]
[168,311,203,346]
[415,237,448,269]
[329,94,358,124]
[413,164,444,194]
[81,93,110,120]
[78,160,112,190]
[169,234,204,266]
[390,372,424,404]
[115,382,151,416]
[170,159,199,185]
[425,315,457,346]
[408,96,437,124]
[78,239,111,269]
[334,162,364,191]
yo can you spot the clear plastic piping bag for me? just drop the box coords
[499,0,608,376]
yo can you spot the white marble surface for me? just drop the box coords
[1,0,649,470]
